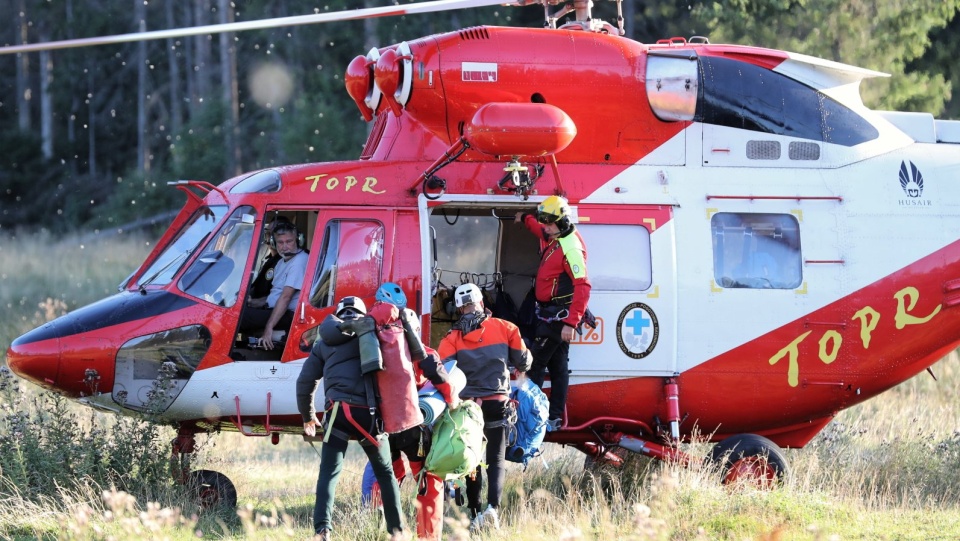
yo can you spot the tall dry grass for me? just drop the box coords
[1,231,958,539]
[0,229,154,347]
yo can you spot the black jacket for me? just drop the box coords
[296,314,368,423]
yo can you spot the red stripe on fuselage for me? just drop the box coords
[560,238,960,448]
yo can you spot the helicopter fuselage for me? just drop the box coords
[8,26,960,452]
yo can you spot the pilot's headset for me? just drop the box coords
[375,282,407,309]
[269,221,305,253]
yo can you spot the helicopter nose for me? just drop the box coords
[6,324,62,389]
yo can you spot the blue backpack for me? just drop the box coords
[506,378,550,467]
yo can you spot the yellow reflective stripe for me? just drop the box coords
[558,234,586,279]
[323,402,340,444]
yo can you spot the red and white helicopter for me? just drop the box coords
[5,0,960,505]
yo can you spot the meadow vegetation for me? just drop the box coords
[0,232,958,540]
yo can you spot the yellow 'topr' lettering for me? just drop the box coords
[769,331,812,388]
[851,306,880,349]
[894,286,941,329]
[306,174,385,195]
[819,330,842,364]
[308,174,327,192]
[362,177,386,194]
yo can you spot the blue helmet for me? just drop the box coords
[376,282,407,309]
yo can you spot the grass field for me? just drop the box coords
[0,232,958,540]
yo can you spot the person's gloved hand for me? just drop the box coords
[436,381,460,409]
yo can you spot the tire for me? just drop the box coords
[710,434,790,488]
[189,469,238,510]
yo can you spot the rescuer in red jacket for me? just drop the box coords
[517,195,591,431]
[366,282,458,541]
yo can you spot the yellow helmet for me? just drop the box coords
[536,196,572,229]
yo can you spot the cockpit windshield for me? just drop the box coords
[138,206,227,287]
[178,206,257,307]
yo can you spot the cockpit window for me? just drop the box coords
[179,206,257,307]
[698,56,879,146]
[230,169,281,194]
[138,206,228,287]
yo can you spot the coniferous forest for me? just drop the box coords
[1,0,957,232]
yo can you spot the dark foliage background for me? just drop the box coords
[0,0,956,232]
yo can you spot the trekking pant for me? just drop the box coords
[314,404,404,535]
[467,399,508,515]
[528,335,570,421]
[405,459,444,541]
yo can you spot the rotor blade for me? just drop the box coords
[0,0,524,55]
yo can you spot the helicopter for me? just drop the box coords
[5,0,960,507]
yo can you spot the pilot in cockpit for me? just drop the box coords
[249,216,291,299]
[239,221,308,350]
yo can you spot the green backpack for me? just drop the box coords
[424,400,485,480]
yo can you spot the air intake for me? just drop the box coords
[458,27,490,40]
[360,113,388,160]
[789,142,821,160]
[746,140,781,160]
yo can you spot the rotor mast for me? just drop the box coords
[537,0,623,35]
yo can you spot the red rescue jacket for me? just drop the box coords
[522,214,591,327]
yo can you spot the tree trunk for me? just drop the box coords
[39,44,53,159]
[166,0,184,134]
[363,0,378,53]
[167,0,184,170]
[15,0,31,132]
[136,0,149,172]
[66,0,78,174]
[193,0,212,109]
[219,0,240,177]
[184,2,197,116]
[87,67,97,177]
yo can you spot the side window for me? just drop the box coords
[309,220,384,308]
[712,213,802,289]
[577,224,652,291]
[179,206,256,306]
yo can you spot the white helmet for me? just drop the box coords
[335,296,367,316]
[454,283,483,308]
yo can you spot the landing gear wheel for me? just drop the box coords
[189,469,238,510]
[710,434,790,488]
